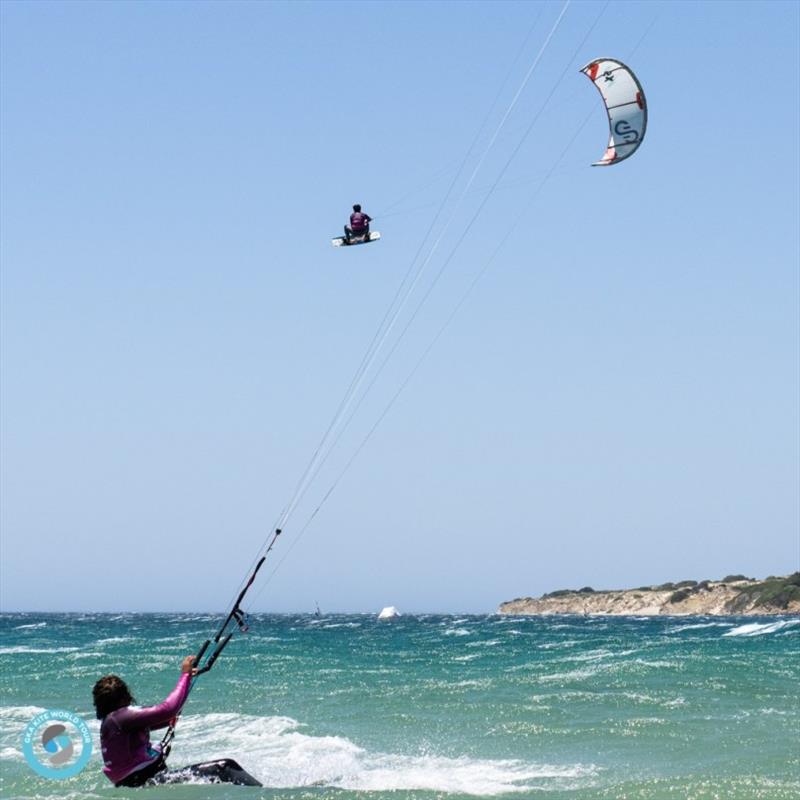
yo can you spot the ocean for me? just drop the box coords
[1,612,798,799]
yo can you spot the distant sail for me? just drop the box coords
[377,606,401,620]
[581,58,647,166]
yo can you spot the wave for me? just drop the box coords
[619,692,686,708]
[94,636,136,645]
[0,646,79,655]
[322,622,362,629]
[538,664,612,683]
[561,648,637,663]
[12,622,47,630]
[66,651,105,660]
[170,713,598,795]
[668,622,735,633]
[722,620,800,637]
[0,705,47,720]
[0,706,55,761]
[538,639,580,650]
[443,627,471,636]
[630,658,680,669]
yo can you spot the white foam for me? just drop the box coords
[444,627,471,636]
[561,648,637,663]
[619,692,686,708]
[669,622,735,632]
[538,639,580,650]
[12,622,47,630]
[95,636,135,645]
[0,706,49,758]
[322,622,361,629]
[630,658,679,669]
[168,713,597,795]
[0,705,46,719]
[723,619,800,637]
[538,665,608,683]
[0,646,79,654]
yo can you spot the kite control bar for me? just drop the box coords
[193,527,281,674]
[194,563,259,674]
[160,529,281,756]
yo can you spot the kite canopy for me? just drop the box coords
[581,58,647,167]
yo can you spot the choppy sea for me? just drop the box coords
[1,613,798,799]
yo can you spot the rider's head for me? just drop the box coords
[353,204,362,212]
[92,675,134,718]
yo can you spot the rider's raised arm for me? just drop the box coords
[116,672,191,732]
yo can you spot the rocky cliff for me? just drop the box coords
[499,573,800,616]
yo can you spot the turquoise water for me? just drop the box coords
[1,613,798,799]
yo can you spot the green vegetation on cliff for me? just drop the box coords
[514,573,800,615]
[726,573,800,612]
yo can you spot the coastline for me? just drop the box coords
[499,573,800,616]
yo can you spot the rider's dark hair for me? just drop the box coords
[353,204,361,212]
[93,675,134,719]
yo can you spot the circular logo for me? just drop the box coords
[22,709,93,780]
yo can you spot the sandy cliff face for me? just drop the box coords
[499,575,800,616]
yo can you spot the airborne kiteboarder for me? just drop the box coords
[345,203,372,242]
[332,203,381,247]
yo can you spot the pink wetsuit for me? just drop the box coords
[99,673,191,784]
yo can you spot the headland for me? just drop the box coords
[499,573,800,616]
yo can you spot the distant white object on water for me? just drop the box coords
[377,606,401,620]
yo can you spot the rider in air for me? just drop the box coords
[345,204,372,243]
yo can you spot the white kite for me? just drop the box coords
[581,58,647,166]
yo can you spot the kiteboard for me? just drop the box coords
[331,231,381,248]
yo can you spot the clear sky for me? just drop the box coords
[1,0,798,613]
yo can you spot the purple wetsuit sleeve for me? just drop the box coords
[117,673,191,732]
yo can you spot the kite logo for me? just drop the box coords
[42,724,73,763]
[614,120,639,143]
[22,709,93,780]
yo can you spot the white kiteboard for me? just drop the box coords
[331,231,381,248]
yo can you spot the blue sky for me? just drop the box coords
[1,0,798,613]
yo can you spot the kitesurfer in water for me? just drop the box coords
[345,204,372,242]
[92,656,261,787]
